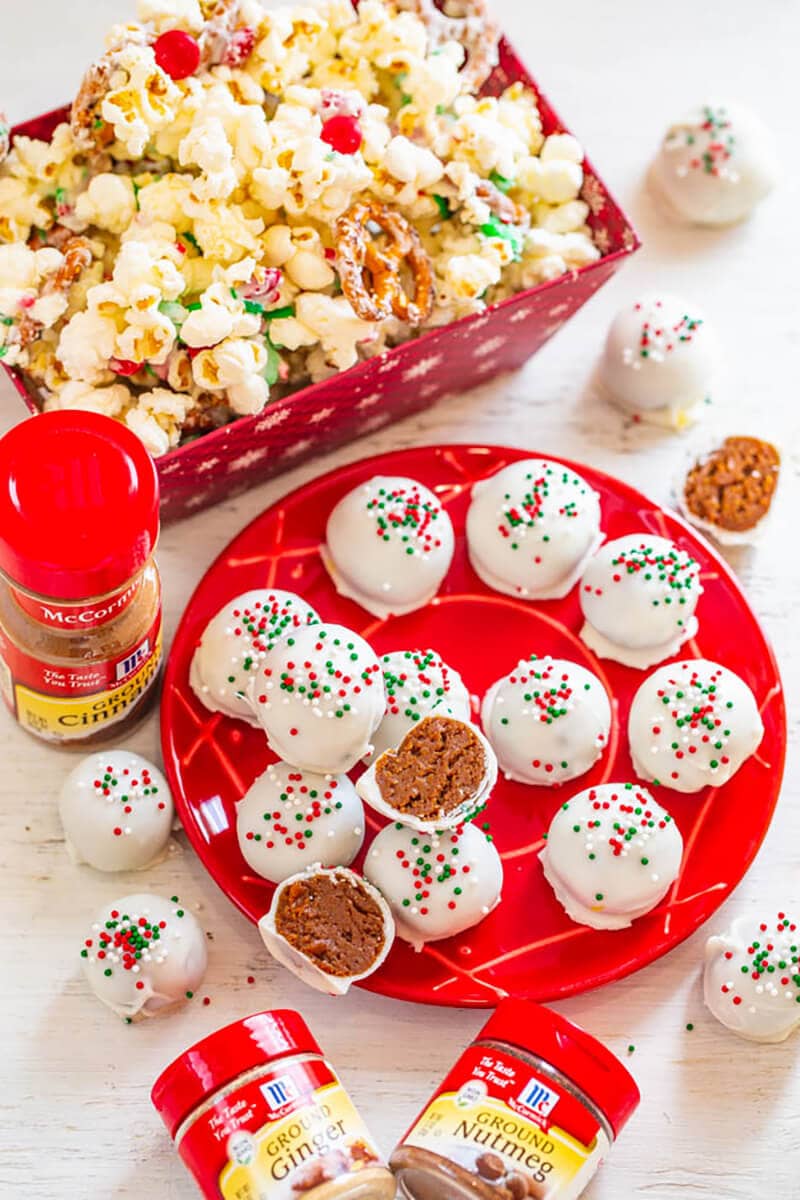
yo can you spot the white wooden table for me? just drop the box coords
[2,3,799,1196]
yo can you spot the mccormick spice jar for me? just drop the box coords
[152,1009,396,1200]
[391,999,639,1200]
[0,411,162,744]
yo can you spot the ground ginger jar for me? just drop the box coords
[0,411,162,744]
[390,999,639,1200]
[152,1009,397,1200]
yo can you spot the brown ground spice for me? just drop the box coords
[683,436,780,532]
[375,715,487,821]
[275,873,386,977]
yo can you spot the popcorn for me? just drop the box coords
[192,336,270,414]
[125,386,196,455]
[180,281,261,348]
[75,174,138,235]
[102,43,182,158]
[0,0,603,456]
[271,293,377,371]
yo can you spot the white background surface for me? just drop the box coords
[1,2,799,1197]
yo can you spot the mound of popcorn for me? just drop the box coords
[0,0,600,456]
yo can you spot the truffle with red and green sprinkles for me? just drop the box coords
[191,589,319,725]
[481,655,612,786]
[651,102,778,226]
[628,658,763,793]
[704,912,800,1042]
[466,458,602,600]
[58,751,173,872]
[364,821,503,949]
[80,893,207,1021]
[245,622,386,773]
[236,760,365,884]
[539,783,683,930]
[579,534,702,669]
[368,647,472,762]
[599,295,716,429]
[322,475,455,618]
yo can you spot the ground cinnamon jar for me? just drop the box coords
[152,1009,396,1200]
[391,999,639,1200]
[0,410,162,744]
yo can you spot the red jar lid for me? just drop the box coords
[0,411,159,600]
[152,1010,323,1138]
[478,999,640,1138]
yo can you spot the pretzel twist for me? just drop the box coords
[336,199,434,326]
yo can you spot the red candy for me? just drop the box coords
[321,115,363,155]
[110,359,143,377]
[154,30,201,80]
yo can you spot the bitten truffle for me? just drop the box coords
[259,866,395,995]
[358,714,497,833]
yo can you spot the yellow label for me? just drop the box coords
[220,1083,383,1200]
[14,631,162,740]
[403,1091,607,1200]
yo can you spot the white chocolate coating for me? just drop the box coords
[481,656,612,786]
[579,534,702,669]
[258,866,395,996]
[236,761,364,884]
[704,913,800,1042]
[368,648,472,762]
[600,295,716,428]
[81,893,207,1021]
[357,715,498,834]
[59,751,173,873]
[628,658,764,793]
[190,589,319,725]
[245,622,386,773]
[322,475,455,618]
[466,459,602,600]
[364,821,503,949]
[540,782,683,930]
[651,102,779,226]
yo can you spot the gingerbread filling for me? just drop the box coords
[375,715,486,821]
[274,873,386,978]
[684,436,780,532]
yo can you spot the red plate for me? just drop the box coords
[161,445,785,1007]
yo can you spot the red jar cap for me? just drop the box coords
[152,1010,322,1138]
[0,411,159,601]
[479,999,640,1138]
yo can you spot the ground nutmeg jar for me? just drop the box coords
[152,1009,396,1200]
[0,410,162,744]
[390,998,639,1200]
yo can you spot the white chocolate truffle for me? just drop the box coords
[322,475,455,617]
[466,459,602,600]
[81,893,207,1021]
[651,102,778,226]
[540,783,683,930]
[579,535,703,669]
[59,751,173,873]
[628,658,763,793]
[258,866,395,996]
[237,761,364,884]
[481,656,612,786]
[704,912,800,1043]
[358,714,498,834]
[190,589,319,725]
[246,622,385,773]
[600,295,716,428]
[369,648,472,762]
[364,821,503,949]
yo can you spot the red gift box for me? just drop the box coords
[2,39,638,522]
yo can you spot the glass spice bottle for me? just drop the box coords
[0,410,162,745]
